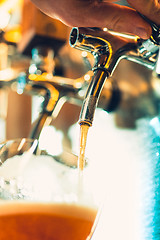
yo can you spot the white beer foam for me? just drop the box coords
[0,154,99,207]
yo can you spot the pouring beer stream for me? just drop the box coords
[69,18,160,171]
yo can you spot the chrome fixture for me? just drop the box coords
[69,18,160,127]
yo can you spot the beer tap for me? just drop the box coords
[69,17,160,127]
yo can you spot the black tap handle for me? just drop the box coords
[139,13,160,45]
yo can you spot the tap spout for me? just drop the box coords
[79,69,109,126]
[70,27,112,126]
[69,27,137,126]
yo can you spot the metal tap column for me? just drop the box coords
[79,68,109,126]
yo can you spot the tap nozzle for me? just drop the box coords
[70,27,112,126]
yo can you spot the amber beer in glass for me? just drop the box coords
[0,138,105,240]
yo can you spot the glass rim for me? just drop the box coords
[0,138,88,169]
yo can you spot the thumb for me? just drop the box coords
[66,2,152,39]
[31,0,152,39]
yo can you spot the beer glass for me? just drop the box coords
[0,138,106,240]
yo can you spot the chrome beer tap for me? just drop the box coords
[69,17,160,127]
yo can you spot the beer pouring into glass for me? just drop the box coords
[0,137,108,240]
[0,2,160,238]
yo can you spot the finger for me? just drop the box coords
[127,0,160,25]
[31,0,152,39]
[70,2,152,39]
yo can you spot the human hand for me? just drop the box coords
[31,0,160,39]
